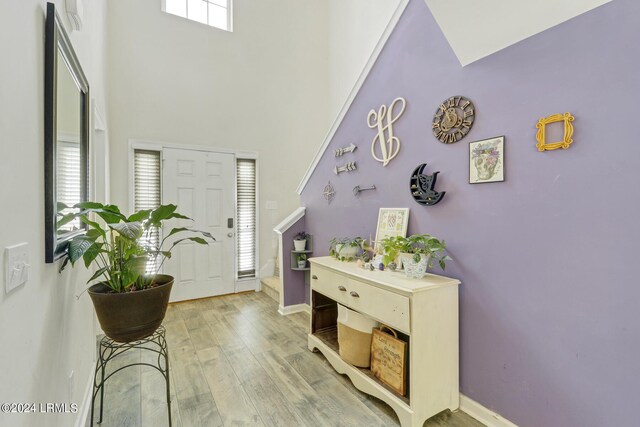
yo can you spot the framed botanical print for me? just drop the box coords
[469,136,505,184]
[374,208,410,251]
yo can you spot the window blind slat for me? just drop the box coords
[57,140,82,232]
[134,149,162,273]
[236,159,256,279]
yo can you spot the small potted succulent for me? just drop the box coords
[380,234,451,279]
[293,231,309,251]
[58,202,215,342]
[296,253,308,269]
[329,237,364,261]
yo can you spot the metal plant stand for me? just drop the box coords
[90,326,171,426]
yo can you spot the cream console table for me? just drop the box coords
[308,256,460,427]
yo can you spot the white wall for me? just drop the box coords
[328,0,401,117]
[107,0,330,273]
[0,1,109,426]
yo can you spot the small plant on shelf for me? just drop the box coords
[293,231,310,251]
[329,237,364,262]
[296,253,308,269]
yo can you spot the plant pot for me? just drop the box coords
[293,239,307,251]
[403,255,429,279]
[297,260,307,269]
[88,274,174,343]
[335,244,359,260]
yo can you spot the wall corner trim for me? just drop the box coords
[278,303,311,316]
[75,361,97,427]
[273,207,306,235]
[460,394,519,427]
[295,0,410,195]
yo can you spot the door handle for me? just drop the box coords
[312,275,318,280]
[349,291,359,298]
[338,285,347,292]
[227,232,234,238]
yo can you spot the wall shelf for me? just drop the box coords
[290,235,313,270]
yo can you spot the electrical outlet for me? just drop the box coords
[5,243,29,293]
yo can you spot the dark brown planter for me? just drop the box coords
[88,275,174,343]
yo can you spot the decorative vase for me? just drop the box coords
[294,239,306,251]
[297,260,306,269]
[88,274,174,343]
[403,255,429,279]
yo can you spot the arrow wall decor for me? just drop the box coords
[333,161,357,175]
[334,143,357,157]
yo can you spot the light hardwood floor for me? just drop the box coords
[92,291,483,427]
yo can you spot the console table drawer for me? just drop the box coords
[311,265,349,304]
[347,279,410,334]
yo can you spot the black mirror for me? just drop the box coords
[44,2,90,263]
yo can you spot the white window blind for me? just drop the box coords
[134,149,162,273]
[162,0,232,31]
[236,159,256,279]
[57,140,81,232]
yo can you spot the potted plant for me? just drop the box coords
[380,234,451,279]
[379,236,408,267]
[293,231,309,251]
[329,237,364,261]
[58,202,214,342]
[296,253,307,269]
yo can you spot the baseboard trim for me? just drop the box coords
[235,278,259,293]
[460,394,518,427]
[75,361,96,427]
[278,303,311,316]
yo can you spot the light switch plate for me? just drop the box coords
[265,200,278,210]
[5,242,29,293]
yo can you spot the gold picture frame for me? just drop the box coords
[536,112,575,151]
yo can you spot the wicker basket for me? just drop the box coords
[337,304,379,367]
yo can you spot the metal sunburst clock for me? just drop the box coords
[432,96,475,144]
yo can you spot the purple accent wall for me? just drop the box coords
[281,216,309,306]
[300,1,640,426]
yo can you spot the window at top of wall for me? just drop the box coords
[162,0,232,32]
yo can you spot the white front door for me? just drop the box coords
[162,148,236,302]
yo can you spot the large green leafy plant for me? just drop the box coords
[58,202,214,292]
[380,234,451,270]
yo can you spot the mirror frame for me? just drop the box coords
[44,2,90,263]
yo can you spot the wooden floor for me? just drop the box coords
[92,291,483,427]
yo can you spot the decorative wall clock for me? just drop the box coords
[432,96,475,144]
[536,112,575,151]
[410,164,445,206]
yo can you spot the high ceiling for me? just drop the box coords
[424,0,613,66]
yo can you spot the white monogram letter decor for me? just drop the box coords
[368,97,406,167]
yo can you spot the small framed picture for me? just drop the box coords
[469,136,505,184]
[374,208,410,252]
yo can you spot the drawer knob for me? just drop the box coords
[350,291,360,298]
[312,275,318,280]
[338,285,347,291]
